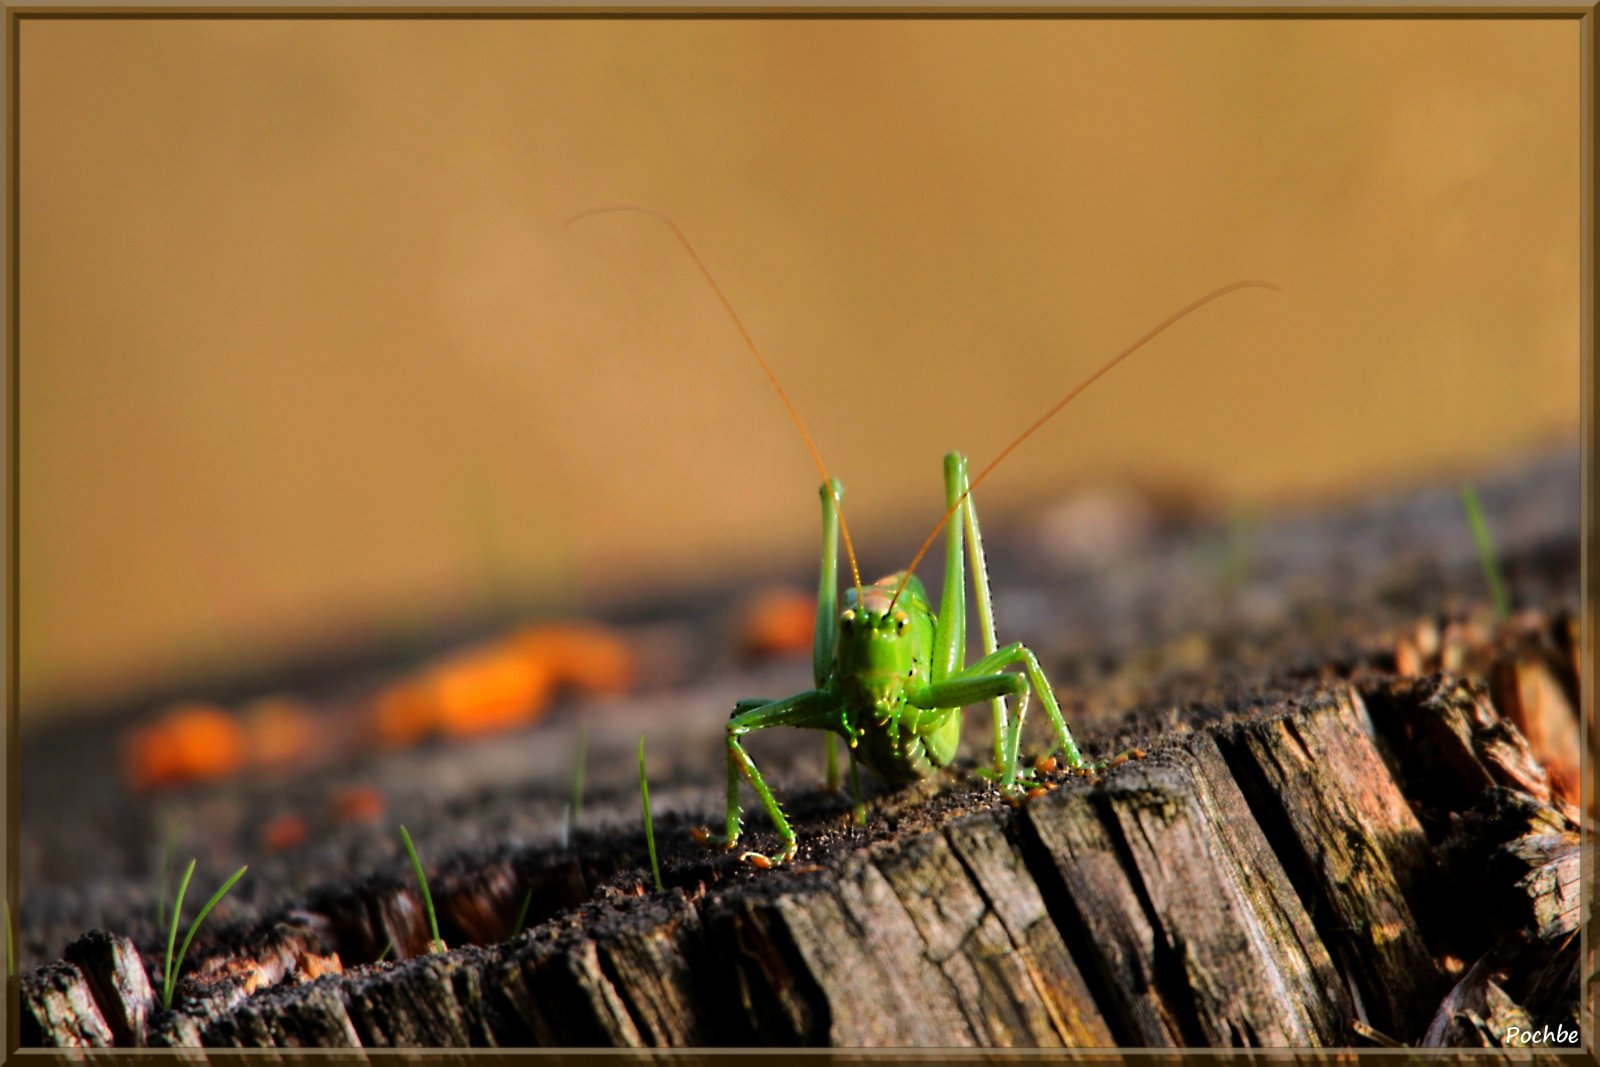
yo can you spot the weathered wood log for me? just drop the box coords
[18,655,1582,1051]
[18,661,1583,1049]
[13,452,1582,1049]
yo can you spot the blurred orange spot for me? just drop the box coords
[330,786,385,824]
[243,697,316,769]
[368,620,635,750]
[510,622,635,697]
[432,648,554,738]
[260,813,307,852]
[371,679,436,748]
[739,589,816,660]
[124,703,247,791]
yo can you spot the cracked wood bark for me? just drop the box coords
[1213,689,1442,1035]
[19,961,115,1047]
[1023,737,1348,1047]
[19,673,1580,1049]
[941,813,1114,1047]
[714,853,981,1046]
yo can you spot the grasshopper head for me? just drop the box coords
[835,574,932,727]
[839,574,925,643]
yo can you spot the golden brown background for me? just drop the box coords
[19,18,1579,718]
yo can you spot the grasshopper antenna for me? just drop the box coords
[565,205,865,601]
[889,279,1281,611]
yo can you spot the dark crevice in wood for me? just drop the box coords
[1010,796,1146,1048]
[1211,698,1446,1040]
[590,924,657,1045]
[701,894,831,1045]
[1359,677,1550,957]
[1093,788,1213,1048]
[1546,610,1579,713]
[1214,721,1373,1020]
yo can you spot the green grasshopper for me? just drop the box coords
[571,207,1275,866]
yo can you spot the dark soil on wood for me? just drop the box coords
[12,447,1585,1049]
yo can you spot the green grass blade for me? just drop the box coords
[165,865,246,1011]
[639,734,664,893]
[511,888,533,938]
[1460,483,1511,621]
[571,727,587,828]
[162,859,196,1009]
[399,825,443,952]
[376,938,394,963]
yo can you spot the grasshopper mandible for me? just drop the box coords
[570,207,1276,866]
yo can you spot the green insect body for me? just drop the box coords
[701,452,1087,866]
[832,572,950,783]
[567,205,1276,868]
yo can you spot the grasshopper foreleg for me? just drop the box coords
[695,688,838,866]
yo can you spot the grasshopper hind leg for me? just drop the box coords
[940,452,1084,788]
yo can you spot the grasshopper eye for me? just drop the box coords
[893,610,908,632]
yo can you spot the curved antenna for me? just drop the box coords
[565,205,865,600]
[889,279,1281,611]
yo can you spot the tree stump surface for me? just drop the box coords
[12,449,1584,1050]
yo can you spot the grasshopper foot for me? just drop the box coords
[738,844,797,869]
[1000,781,1059,807]
[974,764,1040,786]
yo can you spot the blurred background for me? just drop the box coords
[19,17,1579,722]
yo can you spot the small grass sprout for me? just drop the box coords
[399,825,445,954]
[1460,483,1511,622]
[511,887,534,938]
[639,734,664,893]
[572,726,587,828]
[162,860,248,1011]
[376,938,394,963]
